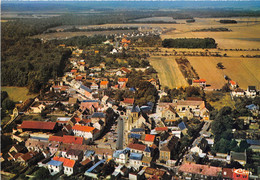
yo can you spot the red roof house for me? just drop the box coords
[18,121,57,132]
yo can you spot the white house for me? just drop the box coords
[129,153,143,170]
[47,160,63,175]
[72,125,95,140]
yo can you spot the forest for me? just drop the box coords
[162,38,217,48]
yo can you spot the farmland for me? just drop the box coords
[188,57,260,90]
[149,56,188,89]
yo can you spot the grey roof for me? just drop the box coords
[131,128,145,132]
[91,112,105,118]
[246,104,259,110]
[128,133,142,139]
[80,85,92,93]
[178,122,187,131]
[246,139,260,145]
[86,159,106,173]
[131,105,140,113]
[248,86,256,91]
[129,153,143,160]
[230,151,246,161]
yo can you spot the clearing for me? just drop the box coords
[149,56,188,89]
[1,86,37,102]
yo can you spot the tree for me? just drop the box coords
[222,83,230,92]
[32,167,50,180]
[239,140,250,152]
[217,62,224,69]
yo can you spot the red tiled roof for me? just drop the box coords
[63,159,76,168]
[20,151,37,162]
[53,156,75,168]
[193,79,206,83]
[155,127,168,131]
[193,80,200,83]
[222,168,233,179]
[19,121,56,130]
[49,136,63,142]
[128,143,146,151]
[144,134,155,142]
[71,69,77,73]
[230,80,236,85]
[179,163,222,177]
[118,78,128,82]
[72,125,95,132]
[123,98,134,104]
[76,76,83,80]
[63,135,84,145]
[200,79,206,82]
[100,81,109,85]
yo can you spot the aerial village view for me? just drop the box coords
[1,1,260,180]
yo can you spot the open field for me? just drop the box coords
[149,56,188,89]
[188,57,260,90]
[1,86,37,102]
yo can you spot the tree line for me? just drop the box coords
[162,38,217,49]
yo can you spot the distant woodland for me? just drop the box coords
[162,38,217,48]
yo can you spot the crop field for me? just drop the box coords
[149,56,188,89]
[188,57,260,90]
[1,86,37,102]
[160,17,260,49]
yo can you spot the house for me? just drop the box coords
[129,153,143,170]
[29,102,46,114]
[141,156,152,167]
[233,169,249,180]
[17,151,43,165]
[113,149,130,164]
[141,134,155,146]
[110,48,118,54]
[222,168,233,180]
[65,149,83,162]
[159,146,171,162]
[91,112,106,124]
[112,165,129,179]
[190,137,208,154]
[162,105,177,122]
[52,156,76,176]
[72,125,95,141]
[47,160,63,175]
[229,80,237,89]
[178,163,222,179]
[118,78,128,86]
[144,167,167,179]
[25,138,49,152]
[121,98,135,106]
[90,83,99,90]
[121,67,131,74]
[245,86,257,98]
[18,121,58,133]
[231,88,245,98]
[230,151,247,166]
[100,81,109,89]
[128,143,151,157]
[192,79,206,87]
[79,84,92,98]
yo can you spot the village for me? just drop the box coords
[1,33,260,180]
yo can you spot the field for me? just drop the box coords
[206,92,235,110]
[188,57,260,90]
[1,86,37,102]
[149,56,188,89]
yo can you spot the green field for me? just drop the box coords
[206,92,235,110]
[1,86,37,102]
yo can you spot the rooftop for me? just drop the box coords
[72,125,95,132]
[179,163,222,177]
[19,121,57,130]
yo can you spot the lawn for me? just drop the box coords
[1,86,38,102]
[149,56,188,89]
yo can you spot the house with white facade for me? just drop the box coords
[72,125,95,141]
